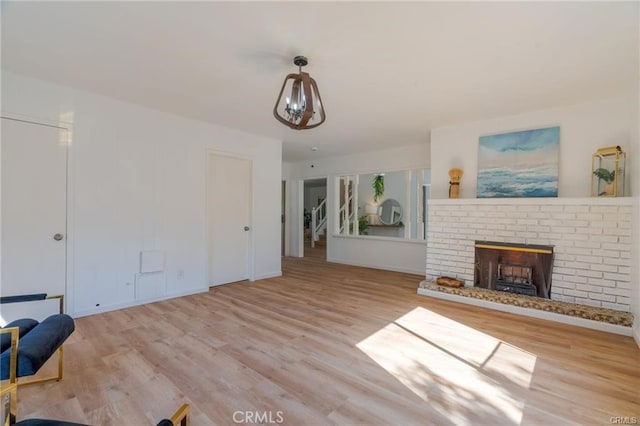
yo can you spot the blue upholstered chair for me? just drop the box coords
[1,372,189,425]
[0,398,190,426]
[0,294,75,386]
[0,295,189,426]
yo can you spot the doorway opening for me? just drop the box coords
[303,178,327,259]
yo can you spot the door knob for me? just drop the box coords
[53,233,64,241]
[244,226,250,231]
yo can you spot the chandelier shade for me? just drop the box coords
[273,56,326,130]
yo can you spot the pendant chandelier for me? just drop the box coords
[273,55,326,130]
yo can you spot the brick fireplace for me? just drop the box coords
[426,198,632,312]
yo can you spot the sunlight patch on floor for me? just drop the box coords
[356,307,537,425]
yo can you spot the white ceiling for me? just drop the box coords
[2,2,638,162]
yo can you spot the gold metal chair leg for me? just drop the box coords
[171,404,190,426]
[2,382,18,426]
[1,327,19,424]
[58,345,64,381]
[16,345,64,387]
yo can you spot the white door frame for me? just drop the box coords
[296,179,304,257]
[205,150,254,284]
[1,112,75,315]
[281,180,287,257]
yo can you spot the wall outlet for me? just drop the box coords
[177,270,184,280]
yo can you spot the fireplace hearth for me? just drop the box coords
[475,241,554,298]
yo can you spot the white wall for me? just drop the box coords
[430,96,633,199]
[288,143,429,275]
[1,71,282,317]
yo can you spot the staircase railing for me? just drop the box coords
[338,190,354,234]
[311,198,327,248]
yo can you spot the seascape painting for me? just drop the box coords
[477,126,559,198]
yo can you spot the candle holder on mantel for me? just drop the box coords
[591,146,625,197]
[448,168,463,199]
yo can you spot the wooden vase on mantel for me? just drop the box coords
[448,168,463,199]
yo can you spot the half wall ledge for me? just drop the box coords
[418,280,634,335]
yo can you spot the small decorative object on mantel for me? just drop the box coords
[436,276,464,288]
[591,145,625,197]
[448,168,463,199]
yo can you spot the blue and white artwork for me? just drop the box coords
[477,126,559,198]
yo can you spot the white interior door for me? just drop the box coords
[208,154,251,286]
[1,118,68,320]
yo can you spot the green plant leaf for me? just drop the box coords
[593,168,615,183]
[358,215,369,235]
[373,175,385,202]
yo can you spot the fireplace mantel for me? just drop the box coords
[428,197,632,206]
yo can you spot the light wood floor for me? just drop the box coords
[17,258,640,425]
[303,239,326,259]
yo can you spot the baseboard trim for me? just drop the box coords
[327,257,424,276]
[72,287,209,318]
[253,271,282,281]
[417,287,633,336]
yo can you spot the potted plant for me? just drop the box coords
[348,216,370,235]
[372,174,384,202]
[593,168,615,196]
[358,216,369,235]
